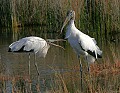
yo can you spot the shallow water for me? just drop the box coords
[0,27,120,92]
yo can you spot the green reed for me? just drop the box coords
[0,0,119,35]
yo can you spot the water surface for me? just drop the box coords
[0,27,119,92]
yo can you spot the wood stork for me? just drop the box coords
[8,36,50,76]
[61,10,102,89]
[8,36,65,76]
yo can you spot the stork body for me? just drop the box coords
[61,10,102,63]
[66,20,102,63]
[8,36,50,75]
[8,36,50,57]
[61,10,102,90]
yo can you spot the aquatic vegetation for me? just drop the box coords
[0,43,119,93]
[0,0,119,35]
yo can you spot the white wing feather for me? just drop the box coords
[9,39,26,51]
[77,33,96,51]
[9,36,50,57]
[77,32,102,59]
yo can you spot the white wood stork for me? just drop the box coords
[61,10,102,89]
[8,36,50,76]
[8,36,65,76]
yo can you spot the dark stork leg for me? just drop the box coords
[34,53,40,76]
[85,56,90,73]
[78,57,83,91]
[87,62,90,73]
[28,53,30,75]
[34,53,40,91]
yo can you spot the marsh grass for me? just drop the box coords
[0,0,120,35]
[0,37,119,93]
[0,47,119,93]
[0,67,119,93]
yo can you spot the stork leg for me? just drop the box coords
[85,56,90,73]
[28,53,31,75]
[78,58,83,91]
[34,54,41,91]
[34,54,40,76]
[87,62,90,73]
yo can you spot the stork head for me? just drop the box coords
[61,10,75,33]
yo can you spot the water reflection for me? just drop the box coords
[0,27,120,92]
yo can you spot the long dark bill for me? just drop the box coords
[57,16,70,38]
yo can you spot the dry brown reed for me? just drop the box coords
[0,51,119,93]
[0,0,119,35]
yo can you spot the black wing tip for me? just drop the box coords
[8,47,34,53]
[97,55,102,58]
[8,48,12,52]
[87,50,102,58]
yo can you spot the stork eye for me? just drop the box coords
[70,10,73,14]
[67,10,73,16]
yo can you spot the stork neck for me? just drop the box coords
[65,20,75,39]
[68,19,75,27]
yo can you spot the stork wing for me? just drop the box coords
[9,38,35,52]
[23,37,47,53]
[9,37,46,52]
[9,38,26,52]
[92,38,97,44]
[77,34,102,58]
